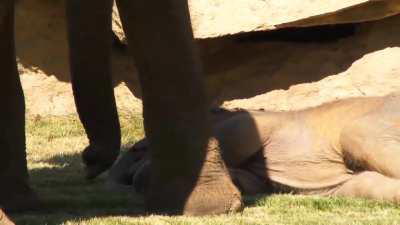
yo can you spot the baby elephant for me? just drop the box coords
[108,93,400,202]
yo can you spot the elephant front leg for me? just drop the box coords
[116,0,242,215]
[0,0,39,212]
[66,0,121,179]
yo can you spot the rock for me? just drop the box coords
[222,16,400,111]
[15,0,141,116]
[190,0,400,38]
[109,0,400,39]
[223,47,400,111]
[21,71,142,116]
[14,0,400,116]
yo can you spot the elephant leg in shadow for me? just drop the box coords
[67,0,243,215]
[0,0,243,216]
[0,0,40,212]
[66,0,121,180]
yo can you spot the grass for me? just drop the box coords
[10,114,400,225]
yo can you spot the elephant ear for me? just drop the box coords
[106,139,150,193]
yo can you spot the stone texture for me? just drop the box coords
[189,0,400,38]
[15,0,141,116]
[220,15,400,110]
[14,0,400,115]
[223,47,400,111]
[110,0,400,39]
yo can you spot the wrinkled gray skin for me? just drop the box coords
[109,93,400,202]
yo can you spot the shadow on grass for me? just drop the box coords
[16,111,270,224]
[13,148,274,225]
[13,151,147,225]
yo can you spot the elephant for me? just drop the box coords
[0,0,241,215]
[109,93,400,203]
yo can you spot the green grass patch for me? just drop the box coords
[10,114,400,224]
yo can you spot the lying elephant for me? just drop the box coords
[109,93,400,202]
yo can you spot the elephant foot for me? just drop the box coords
[0,209,15,225]
[82,144,120,180]
[0,186,41,213]
[146,138,243,216]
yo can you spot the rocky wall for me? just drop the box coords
[14,0,400,115]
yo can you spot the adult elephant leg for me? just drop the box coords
[116,0,242,215]
[0,0,39,211]
[66,0,121,179]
